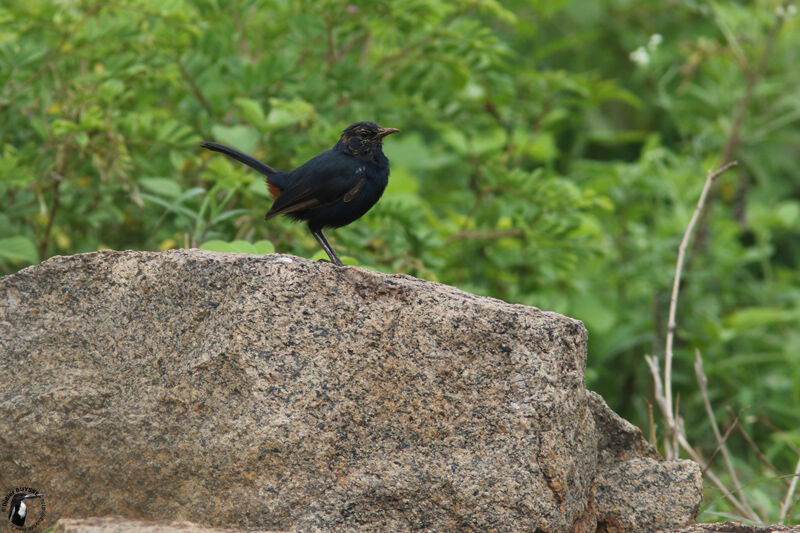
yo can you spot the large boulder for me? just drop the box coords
[0,250,700,532]
[51,517,287,533]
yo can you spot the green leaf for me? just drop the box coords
[138,192,202,220]
[199,240,235,253]
[0,236,38,263]
[97,78,125,103]
[200,239,270,255]
[724,307,800,329]
[51,119,78,136]
[139,177,183,198]
[248,178,271,197]
[264,97,316,131]
[234,97,267,130]
[210,124,260,155]
[311,250,329,262]
[229,240,258,254]
[253,240,275,254]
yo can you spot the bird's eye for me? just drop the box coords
[359,130,369,138]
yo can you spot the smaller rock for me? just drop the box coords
[666,523,800,533]
[52,517,288,533]
[588,391,703,532]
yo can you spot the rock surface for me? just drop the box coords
[667,523,800,533]
[52,517,287,533]
[49,517,800,533]
[589,391,703,532]
[0,250,700,532]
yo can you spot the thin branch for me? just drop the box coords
[661,161,738,454]
[459,163,486,232]
[693,9,786,250]
[729,408,789,487]
[758,416,800,455]
[324,14,336,70]
[787,493,800,525]
[701,408,745,477]
[39,172,63,261]
[646,353,679,458]
[10,4,101,95]
[721,13,785,164]
[672,392,681,459]
[178,59,214,116]
[780,455,800,523]
[695,350,756,525]
[358,31,372,67]
[676,432,757,521]
[647,400,657,447]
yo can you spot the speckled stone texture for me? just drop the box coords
[589,392,703,532]
[665,524,800,533]
[0,250,698,532]
[52,517,287,533]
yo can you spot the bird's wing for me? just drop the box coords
[343,178,366,202]
[264,151,364,220]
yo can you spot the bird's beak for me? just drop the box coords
[23,493,44,500]
[378,127,399,138]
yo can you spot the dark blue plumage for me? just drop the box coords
[202,121,398,265]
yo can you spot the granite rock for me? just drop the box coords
[52,517,287,533]
[666,523,800,533]
[588,391,703,532]
[0,250,698,532]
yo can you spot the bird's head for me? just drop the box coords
[10,493,44,505]
[335,122,399,161]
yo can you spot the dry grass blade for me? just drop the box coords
[730,409,788,487]
[780,456,800,523]
[694,350,759,520]
[676,433,754,520]
[701,407,747,477]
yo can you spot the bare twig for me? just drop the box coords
[358,31,372,67]
[645,161,768,522]
[780,455,800,523]
[645,354,669,419]
[732,415,789,486]
[759,416,800,455]
[693,8,786,250]
[654,161,737,458]
[787,493,800,525]
[39,172,63,261]
[324,14,336,70]
[662,161,738,450]
[694,350,757,522]
[702,408,745,477]
[178,59,214,117]
[676,432,755,520]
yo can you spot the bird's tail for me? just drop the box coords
[201,142,280,176]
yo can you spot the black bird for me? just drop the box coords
[8,492,44,527]
[201,121,399,266]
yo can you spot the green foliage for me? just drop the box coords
[2,0,800,522]
[200,239,274,255]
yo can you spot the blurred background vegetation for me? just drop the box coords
[2,0,799,523]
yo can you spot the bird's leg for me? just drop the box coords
[311,227,344,266]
